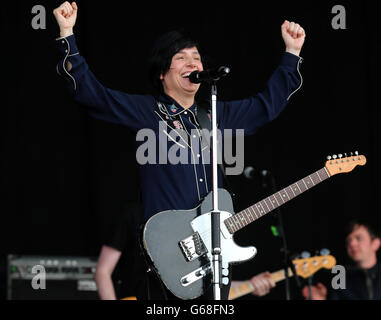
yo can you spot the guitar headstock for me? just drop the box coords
[293,255,336,278]
[325,151,366,176]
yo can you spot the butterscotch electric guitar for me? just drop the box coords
[228,254,336,300]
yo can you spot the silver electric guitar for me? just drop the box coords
[142,153,365,299]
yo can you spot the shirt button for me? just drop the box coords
[184,111,188,115]
[193,135,197,138]
[61,40,65,44]
[199,178,203,182]
[65,49,68,53]
[197,154,200,158]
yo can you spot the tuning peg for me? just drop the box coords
[327,155,332,160]
[320,248,330,256]
[350,152,354,156]
[338,154,343,158]
[355,151,359,156]
[301,251,311,259]
[344,153,347,157]
[332,155,337,159]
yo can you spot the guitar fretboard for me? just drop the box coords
[224,167,330,234]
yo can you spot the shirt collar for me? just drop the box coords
[158,93,197,116]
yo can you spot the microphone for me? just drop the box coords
[188,66,230,84]
[243,166,270,180]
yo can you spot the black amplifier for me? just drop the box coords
[7,255,99,300]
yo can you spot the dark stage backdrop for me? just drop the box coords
[1,0,380,300]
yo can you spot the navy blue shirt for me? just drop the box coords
[56,35,303,223]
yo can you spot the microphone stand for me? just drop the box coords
[210,81,222,300]
[189,67,230,300]
[267,173,301,300]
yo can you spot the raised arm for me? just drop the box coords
[219,20,306,135]
[53,2,152,131]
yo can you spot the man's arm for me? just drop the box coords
[230,272,276,299]
[94,245,122,300]
[53,2,151,130]
[218,20,305,135]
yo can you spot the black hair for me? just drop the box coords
[344,219,380,240]
[147,30,203,95]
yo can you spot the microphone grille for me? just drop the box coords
[219,66,230,74]
[243,166,254,178]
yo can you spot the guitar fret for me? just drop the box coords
[249,206,258,219]
[241,212,249,225]
[279,190,288,202]
[309,175,315,186]
[224,218,234,233]
[253,205,262,218]
[228,220,236,233]
[245,209,254,222]
[262,199,270,212]
[316,170,322,182]
[289,185,296,197]
[248,210,255,222]
[270,195,280,207]
[236,216,243,229]
[286,187,294,199]
[268,196,276,209]
[297,180,307,192]
[256,203,265,216]
[264,198,274,210]
[260,201,268,214]
[302,178,309,190]
[312,172,321,184]
[294,183,302,194]
[232,217,240,231]
[275,192,283,204]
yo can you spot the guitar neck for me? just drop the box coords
[224,167,330,234]
[228,268,293,300]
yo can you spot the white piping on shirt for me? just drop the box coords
[154,111,191,148]
[287,57,303,101]
[162,130,186,149]
[61,37,77,91]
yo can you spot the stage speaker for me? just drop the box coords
[7,255,99,300]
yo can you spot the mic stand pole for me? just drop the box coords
[268,173,293,300]
[210,81,222,300]
[307,275,313,300]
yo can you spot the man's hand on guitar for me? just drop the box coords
[250,272,276,297]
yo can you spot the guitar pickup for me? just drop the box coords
[179,232,208,262]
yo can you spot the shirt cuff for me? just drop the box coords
[280,52,304,70]
[55,34,79,57]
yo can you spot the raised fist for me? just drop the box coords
[281,20,306,56]
[53,2,78,36]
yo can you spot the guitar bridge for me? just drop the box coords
[179,232,208,262]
